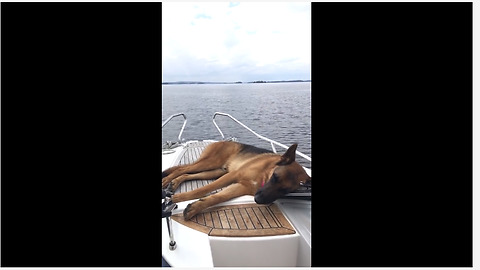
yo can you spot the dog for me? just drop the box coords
[162,141,311,220]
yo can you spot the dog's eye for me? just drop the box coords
[271,174,278,183]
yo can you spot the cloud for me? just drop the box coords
[162,2,311,82]
[195,13,212,20]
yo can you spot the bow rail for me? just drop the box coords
[212,112,311,162]
[162,113,187,141]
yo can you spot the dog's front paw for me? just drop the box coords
[162,177,172,189]
[183,202,200,220]
[169,179,182,191]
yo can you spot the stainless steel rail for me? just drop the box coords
[162,113,187,141]
[212,112,311,162]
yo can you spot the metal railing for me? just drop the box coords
[162,113,187,141]
[212,112,311,162]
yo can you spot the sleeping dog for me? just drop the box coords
[162,141,311,220]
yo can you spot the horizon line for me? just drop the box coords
[162,79,311,85]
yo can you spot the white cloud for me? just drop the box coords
[162,2,311,82]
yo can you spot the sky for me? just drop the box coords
[162,2,311,83]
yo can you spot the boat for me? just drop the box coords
[161,112,311,267]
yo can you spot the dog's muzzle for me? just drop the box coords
[254,190,274,204]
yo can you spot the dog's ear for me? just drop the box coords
[277,143,297,165]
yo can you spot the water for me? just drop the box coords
[162,82,311,168]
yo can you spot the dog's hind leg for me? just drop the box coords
[171,172,238,203]
[182,183,251,220]
[168,168,227,191]
[162,141,240,188]
[162,160,224,189]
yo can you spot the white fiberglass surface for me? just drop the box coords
[277,199,311,266]
[278,200,311,246]
[209,233,300,267]
[161,218,214,267]
[161,146,183,170]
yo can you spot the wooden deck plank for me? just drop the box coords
[204,211,214,228]
[260,206,279,228]
[218,210,230,229]
[198,212,206,226]
[211,211,221,229]
[225,209,239,229]
[210,227,295,237]
[245,208,262,229]
[232,208,247,230]
[253,207,270,229]
[239,208,255,229]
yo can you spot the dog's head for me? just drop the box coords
[254,143,311,204]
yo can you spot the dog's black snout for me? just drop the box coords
[254,190,262,204]
[254,190,271,204]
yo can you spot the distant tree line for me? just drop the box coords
[162,79,311,85]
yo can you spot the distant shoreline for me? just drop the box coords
[162,80,311,85]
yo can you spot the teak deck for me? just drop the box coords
[171,203,296,237]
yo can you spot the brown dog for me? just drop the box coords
[162,141,311,220]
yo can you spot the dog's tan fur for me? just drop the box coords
[162,141,311,220]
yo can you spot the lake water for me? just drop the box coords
[162,82,311,168]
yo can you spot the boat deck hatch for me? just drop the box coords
[171,203,296,237]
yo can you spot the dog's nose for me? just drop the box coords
[254,190,270,204]
[254,191,262,204]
